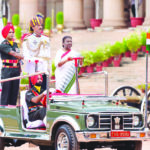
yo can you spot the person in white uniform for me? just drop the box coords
[22,16,51,74]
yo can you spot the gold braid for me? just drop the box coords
[26,40,44,57]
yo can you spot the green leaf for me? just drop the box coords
[44,17,52,30]
[2,17,7,26]
[56,12,64,24]
[12,14,19,26]
[15,27,22,39]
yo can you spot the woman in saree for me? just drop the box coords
[55,36,81,94]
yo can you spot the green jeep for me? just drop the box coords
[0,71,150,150]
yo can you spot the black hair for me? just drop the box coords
[62,36,72,43]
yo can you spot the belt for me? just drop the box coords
[2,59,19,68]
[2,59,19,63]
[2,63,19,68]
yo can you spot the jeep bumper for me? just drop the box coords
[75,130,150,142]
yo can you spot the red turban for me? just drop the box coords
[30,75,43,85]
[2,24,14,39]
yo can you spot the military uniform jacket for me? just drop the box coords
[0,40,20,79]
[26,86,44,113]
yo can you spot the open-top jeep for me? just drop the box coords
[0,61,150,150]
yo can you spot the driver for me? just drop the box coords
[25,74,46,122]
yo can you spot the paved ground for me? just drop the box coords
[6,28,150,149]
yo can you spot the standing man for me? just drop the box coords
[55,36,81,94]
[22,16,51,74]
[0,24,24,105]
[22,16,51,89]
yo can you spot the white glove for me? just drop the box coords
[43,90,47,95]
[49,88,56,94]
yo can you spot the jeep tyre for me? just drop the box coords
[0,137,4,150]
[55,124,79,150]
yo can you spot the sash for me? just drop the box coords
[31,90,46,106]
[61,50,71,59]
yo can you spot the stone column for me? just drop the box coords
[143,0,150,26]
[101,0,127,28]
[83,0,95,27]
[63,0,85,29]
[19,0,38,28]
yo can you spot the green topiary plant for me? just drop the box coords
[101,43,112,61]
[51,60,56,77]
[110,41,123,57]
[2,17,7,26]
[140,31,146,46]
[15,27,22,39]
[12,14,19,26]
[44,17,52,30]
[21,72,29,85]
[122,38,128,53]
[81,51,94,67]
[93,48,105,63]
[56,11,64,25]
[126,33,141,53]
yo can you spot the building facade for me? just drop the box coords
[2,0,150,29]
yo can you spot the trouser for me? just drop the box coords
[1,79,20,105]
[131,4,135,17]
[29,107,46,121]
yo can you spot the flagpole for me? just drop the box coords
[145,33,150,129]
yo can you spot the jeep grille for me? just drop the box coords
[87,113,144,131]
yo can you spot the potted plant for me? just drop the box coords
[15,26,22,48]
[56,11,64,33]
[2,17,7,26]
[110,41,123,67]
[93,47,105,72]
[12,14,19,29]
[44,17,52,37]
[126,33,141,61]
[20,72,29,91]
[81,51,94,73]
[90,0,102,29]
[101,44,112,67]
[122,37,131,57]
[51,60,56,80]
[140,31,146,53]
[130,1,144,27]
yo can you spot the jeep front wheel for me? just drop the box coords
[0,138,4,150]
[55,124,79,150]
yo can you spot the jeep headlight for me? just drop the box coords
[87,116,95,127]
[133,116,140,126]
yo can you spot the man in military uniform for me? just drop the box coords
[25,74,46,122]
[22,16,51,90]
[22,16,51,74]
[0,24,24,105]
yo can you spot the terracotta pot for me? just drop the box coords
[102,60,109,67]
[142,46,146,53]
[113,59,120,67]
[86,65,94,73]
[79,66,86,75]
[90,18,102,29]
[125,51,131,57]
[51,76,55,80]
[96,64,103,72]
[130,17,144,27]
[131,52,138,61]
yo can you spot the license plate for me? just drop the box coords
[111,131,130,137]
